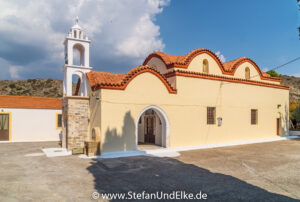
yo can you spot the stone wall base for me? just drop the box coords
[62,96,90,152]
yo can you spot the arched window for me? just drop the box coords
[203,59,209,73]
[245,67,250,79]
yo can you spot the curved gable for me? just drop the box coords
[125,70,173,95]
[87,66,176,94]
[232,61,262,81]
[143,49,224,71]
[225,58,280,83]
[122,67,176,93]
[144,49,281,83]
[187,52,223,75]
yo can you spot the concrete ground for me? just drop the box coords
[138,143,163,150]
[1,139,300,201]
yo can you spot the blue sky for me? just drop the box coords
[156,0,300,76]
[0,0,299,80]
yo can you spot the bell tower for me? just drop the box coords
[62,17,91,152]
[63,17,92,97]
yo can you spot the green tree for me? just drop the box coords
[290,102,299,118]
[292,105,300,120]
[266,70,280,77]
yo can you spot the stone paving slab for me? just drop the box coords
[0,140,300,201]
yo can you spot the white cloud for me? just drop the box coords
[216,51,226,62]
[262,68,269,72]
[0,0,170,79]
[116,14,165,58]
[9,65,23,79]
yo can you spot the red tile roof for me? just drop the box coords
[87,71,126,87]
[144,48,213,67]
[143,48,280,82]
[87,66,177,93]
[262,72,271,77]
[87,65,288,94]
[223,57,246,71]
[0,95,62,109]
[223,58,270,77]
[86,49,285,94]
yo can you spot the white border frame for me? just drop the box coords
[135,105,170,150]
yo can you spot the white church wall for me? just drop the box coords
[1,108,62,142]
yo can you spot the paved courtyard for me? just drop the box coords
[1,139,300,201]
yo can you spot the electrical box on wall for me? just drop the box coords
[217,117,222,126]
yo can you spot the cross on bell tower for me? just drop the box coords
[63,17,92,97]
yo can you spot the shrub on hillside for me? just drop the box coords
[9,84,16,88]
[292,105,300,121]
[267,70,281,77]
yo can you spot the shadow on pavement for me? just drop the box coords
[87,155,297,201]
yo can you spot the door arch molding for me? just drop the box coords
[135,105,170,149]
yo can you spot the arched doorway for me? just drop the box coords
[136,106,169,149]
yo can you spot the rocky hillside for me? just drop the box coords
[281,75,300,103]
[0,76,299,101]
[0,79,75,98]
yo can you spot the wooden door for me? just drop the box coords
[277,118,281,136]
[0,114,9,141]
[144,116,155,144]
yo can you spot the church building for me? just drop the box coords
[62,19,289,156]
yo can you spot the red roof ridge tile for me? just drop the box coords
[164,69,289,90]
[223,57,246,71]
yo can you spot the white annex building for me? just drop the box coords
[0,95,62,142]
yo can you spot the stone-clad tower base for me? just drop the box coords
[62,96,90,151]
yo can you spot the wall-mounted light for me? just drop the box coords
[277,104,282,109]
